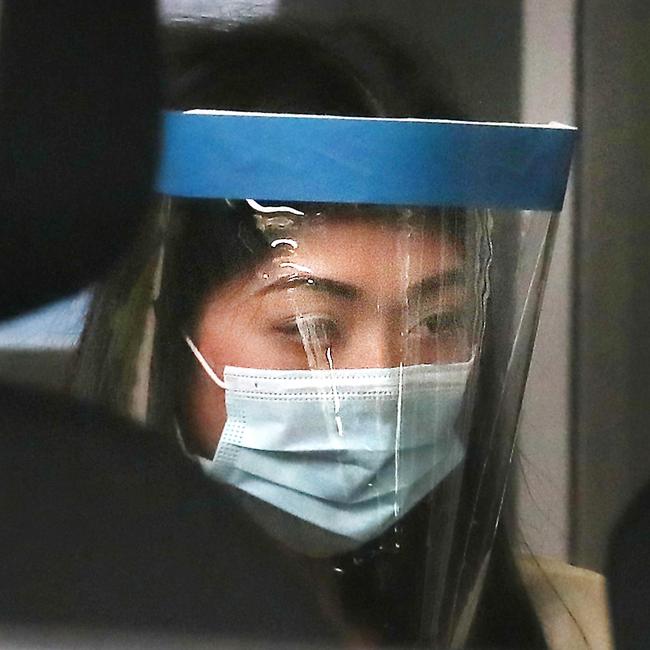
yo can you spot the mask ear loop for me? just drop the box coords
[184,334,227,390]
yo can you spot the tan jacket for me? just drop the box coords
[519,555,614,650]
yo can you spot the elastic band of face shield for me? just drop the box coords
[155,110,576,210]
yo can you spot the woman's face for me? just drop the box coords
[186,215,470,456]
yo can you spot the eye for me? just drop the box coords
[410,311,463,338]
[274,315,341,346]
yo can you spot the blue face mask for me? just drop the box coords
[188,342,472,555]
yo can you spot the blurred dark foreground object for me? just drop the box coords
[0,628,512,650]
[0,1,338,643]
[0,628,507,650]
[606,479,650,650]
[0,383,337,643]
[0,1,160,318]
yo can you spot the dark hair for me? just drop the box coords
[161,19,460,118]
[77,19,548,648]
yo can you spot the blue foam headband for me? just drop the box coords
[156,110,576,211]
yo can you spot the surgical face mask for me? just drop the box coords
[187,339,472,556]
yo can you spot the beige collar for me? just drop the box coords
[518,555,614,650]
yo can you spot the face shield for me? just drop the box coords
[78,110,575,647]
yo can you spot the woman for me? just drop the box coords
[75,19,606,649]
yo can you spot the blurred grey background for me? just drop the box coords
[1,0,648,573]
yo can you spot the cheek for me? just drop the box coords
[185,368,226,458]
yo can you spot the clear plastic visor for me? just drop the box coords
[73,110,575,647]
[134,198,556,647]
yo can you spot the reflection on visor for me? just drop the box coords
[245,198,305,216]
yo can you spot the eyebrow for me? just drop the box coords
[259,274,359,300]
[259,268,466,301]
[408,269,466,297]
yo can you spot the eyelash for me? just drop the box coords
[274,311,462,345]
[412,311,464,337]
[274,315,340,345]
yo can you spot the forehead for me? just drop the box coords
[263,215,465,287]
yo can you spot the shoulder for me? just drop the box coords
[517,555,614,650]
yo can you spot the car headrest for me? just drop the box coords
[0,1,160,319]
